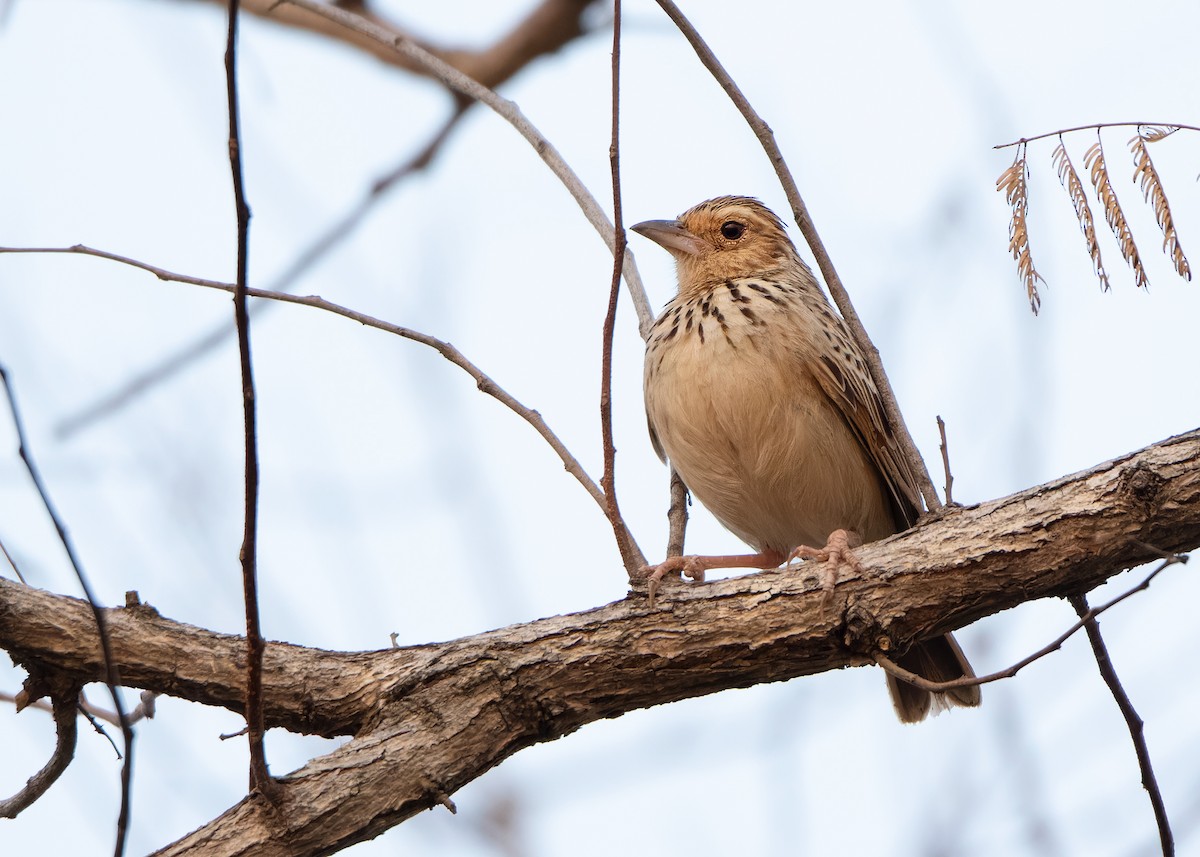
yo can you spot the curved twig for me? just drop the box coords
[873,551,1186,693]
[995,121,1200,149]
[0,686,79,818]
[0,367,134,853]
[0,532,27,584]
[598,0,645,577]
[1069,593,1173,857]
[0,244,610,516]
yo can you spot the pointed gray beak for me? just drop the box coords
[631,219,709,257]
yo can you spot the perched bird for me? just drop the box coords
[633,195,980,723]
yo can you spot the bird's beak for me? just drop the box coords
[630,219,708,257]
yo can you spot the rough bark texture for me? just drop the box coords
[3,429,1198,855]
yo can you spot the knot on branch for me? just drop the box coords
[1118,461,1166,518]
[840,602,893,660]
[15,665,81,712]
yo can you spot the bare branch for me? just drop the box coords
[598,0,646,578]
[0,244,611,515]
[224,0,277,803]
[0,688,158,729]
[995,121,1200,149]
[875,551,1186,694]
[0,681,79,818]
[31,0,627,441]
[666,469,689,559]
[0,366,134,854]
[936,415,954,506]
[0,532,27,584]
[3,427,1199,853]
[1070,593,1174,857]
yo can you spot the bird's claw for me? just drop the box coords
[642,556,707,605]
[786,529,864,619]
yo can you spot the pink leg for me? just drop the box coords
[644,549,786,603]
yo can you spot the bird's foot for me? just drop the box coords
[646,554,709,586]
[642,550,786,605]
[786,529,865,618]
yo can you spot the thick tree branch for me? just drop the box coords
[3,429,1199,854]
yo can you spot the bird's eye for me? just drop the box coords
[720,221,746,240]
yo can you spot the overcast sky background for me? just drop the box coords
[2,1,1199,855]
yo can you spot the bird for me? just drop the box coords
[632,195,980,723]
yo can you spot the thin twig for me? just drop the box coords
[371,101,470,194]
[0,367,133,855]
[0,245,611,515]
[1069,593,1173,857]
[0,689,157,729]
[995,121,1200,149]
[0,532,27,584]
[599,0,645,578]
[0,687,79,818]
[650,0,940,514]
[281,0,656,338]
[0,245,233,289]
[224,0,277,802]
[77,703,123,758]
[874,552,1185,693]
[936,415,954,506]
[50,105,471,440]
[666,469,688,559]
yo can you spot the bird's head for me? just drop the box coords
[632,196,797,292]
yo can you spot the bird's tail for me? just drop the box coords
[885,633,981,724]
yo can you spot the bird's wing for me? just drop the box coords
[802,303,923,529]
[647,416,667,463]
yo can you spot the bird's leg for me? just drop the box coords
[786,529,865,616]
[643,549,786,603]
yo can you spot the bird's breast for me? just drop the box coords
[644,280,894,553]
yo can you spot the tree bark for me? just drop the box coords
[3,428,1198,855]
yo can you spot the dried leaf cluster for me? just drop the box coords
[1052,142,1110,292]
[1130,127,1192,281]
[998,124,1193,312]
[1083,137,1149,291]
[997,144,1044,314]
